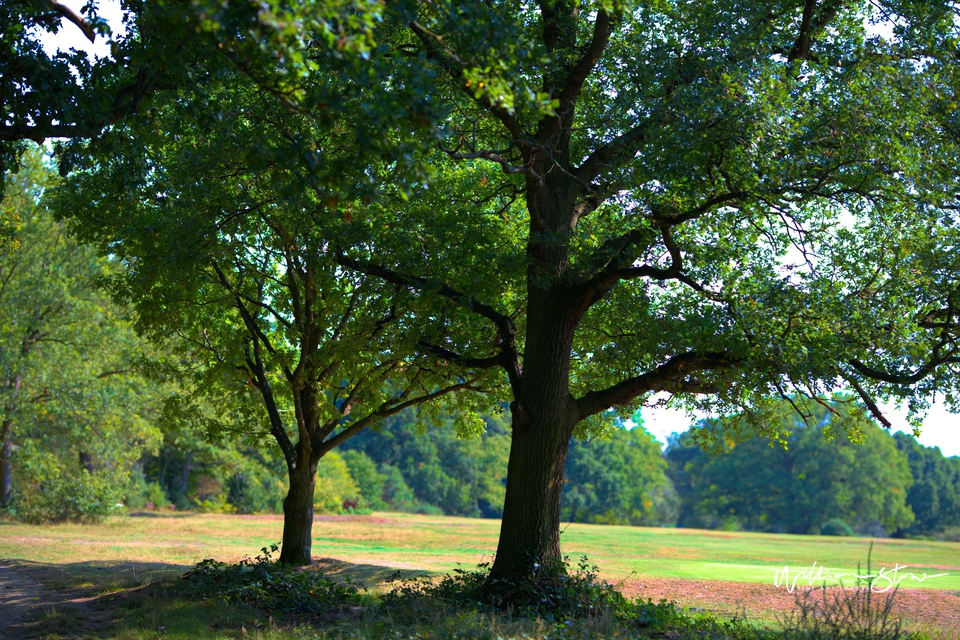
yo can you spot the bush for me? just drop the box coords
[384,555,632,621]
[144,481,172,510]
[226,471,284,514]
[383,556,766,638]
[820,519,855,537]
[125,472,171,511]
[180,543,362,620]
[195,493,236,513]
[314,452,362,514]
[9,442,127,524]
[937,526,960,542]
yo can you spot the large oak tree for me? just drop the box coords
[326,0,960,581]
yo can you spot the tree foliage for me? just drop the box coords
[41,0,960,581]
[320,0,960,579]
[562,421,676,526]
[52,32,481,563]
[341,410,512,517]
[1,148,163,520]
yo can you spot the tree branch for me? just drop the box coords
[438,142,536,178]
[850,345,957,386]
[845,376,893,429]
[0,73,172,143]
[37,0,96,43]
[318,378,482,456]
[418,340,506,369]
[243,343,296,467]
[575,123,649,186]
[574,351,735,419]
[408,20,525,141]
[336,253,524,391]
[538,10,618,146]
[784,0,844,63]
[211,262,279,355]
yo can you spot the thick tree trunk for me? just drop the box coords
[0,422,11,508]
[489,293,579,581]
[279,462,317,566]
[489,407,575,580]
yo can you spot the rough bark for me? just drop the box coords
[489,274,580,579]
[489,404,575,578]
[279,461,318,566]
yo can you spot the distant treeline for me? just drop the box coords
[665,409,960,539]
[130,403,960,541]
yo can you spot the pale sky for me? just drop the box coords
[38,2,960,458]
[640,402,960,457]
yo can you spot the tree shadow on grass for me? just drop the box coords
[5,558,190,594]
[6,557,435,638]
[312,556,433,589]
[2,559,192,639]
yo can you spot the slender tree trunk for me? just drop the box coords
[159,452,169,488]
[0,420,12,508]
[279,461,317,566]
[180,452,192,496]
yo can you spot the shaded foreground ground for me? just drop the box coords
[0,562,115,638]
[1,512,959,636]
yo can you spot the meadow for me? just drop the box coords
[2,512,959,638]
[3,512,958,589]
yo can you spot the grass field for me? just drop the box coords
[2,511,958,593]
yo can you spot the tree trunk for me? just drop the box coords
[279,462,317,566]
[180,452,192,496]
[489,408,575,580]
[489,294,579,581]
[0,421,12,508]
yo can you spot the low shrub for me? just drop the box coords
[9,442,127,523]
[180,543,362,620]
[124,473,171,511]
[937,526,960,542]
[194,493,236,514]
[383,555,630,621]
[820,519,855,536]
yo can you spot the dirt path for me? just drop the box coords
[0,563,105,639]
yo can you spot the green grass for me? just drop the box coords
[2,512,958,592]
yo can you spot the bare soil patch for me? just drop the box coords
[623,576,960,628]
